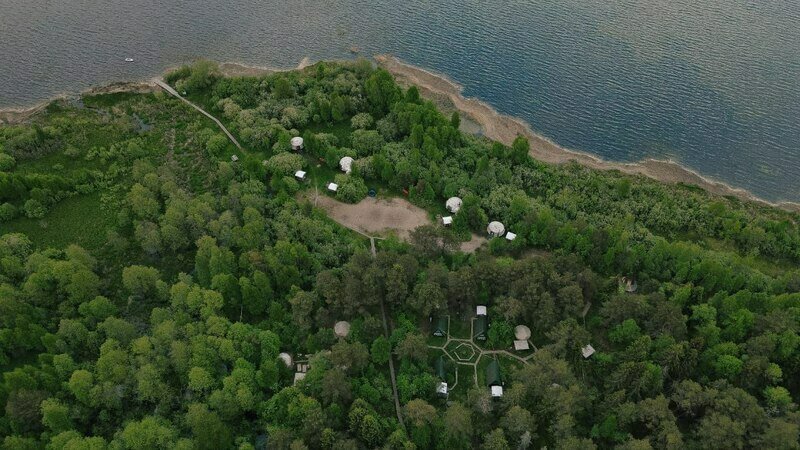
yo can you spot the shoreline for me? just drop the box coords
[2,55,797,213]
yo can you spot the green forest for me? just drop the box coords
[1,59,799,449]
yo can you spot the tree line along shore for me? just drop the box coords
[0,59,799,449]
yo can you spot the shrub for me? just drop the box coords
[23,199,46,218]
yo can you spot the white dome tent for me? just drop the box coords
[278,353,293,368]
[291,137,304,151]
[339,156,354,174]
[514,325,531,340]
[445,197,462,213]
[487,221,505,237]
[334,321,351,338]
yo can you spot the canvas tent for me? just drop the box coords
[474,315,488,341]
[446,197,463,213]
[339,156,354,174]
[487,221,505,237]
[486,359,503,397]
[291,136,304,151]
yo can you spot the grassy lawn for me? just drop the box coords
[1,192,115,250]
[448,316,472,340]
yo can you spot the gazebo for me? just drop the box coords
[445,197,463,213]
[339,156,354,174]
[334,321,351,338]
[487,221,505,237]
[291,137,304,151]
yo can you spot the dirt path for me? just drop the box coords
[375,54,800,213]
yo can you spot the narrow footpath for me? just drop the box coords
[153,79,242,149]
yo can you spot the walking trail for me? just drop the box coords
[153,79,242,149]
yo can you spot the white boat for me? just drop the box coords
[124,58,134,62]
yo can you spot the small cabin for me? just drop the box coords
[474,315,488,341]
[294,170,307,181]
[442,216,453,226]
[327,182,339,193]
[582,344,596,359]
[435,355,448,397]
[505,231,517,241]
[339,156,354,174]
[486,359,503,398]
[291,137,304,151]
[432,317,448,337]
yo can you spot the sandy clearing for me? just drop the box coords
[375,54,800,213]
[302,192,486,252]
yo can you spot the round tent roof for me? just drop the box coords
[446,197,463,213]
[291,137,304,147]
[339,156,354,174]
[514,325,531,340]
[278,352,293,368]
[334,321,351,338]
[487,221,505,236]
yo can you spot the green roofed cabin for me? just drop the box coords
[432,317,448,337]
[486,359,503,398]
[435,355,448,397]
[474,315,488,341]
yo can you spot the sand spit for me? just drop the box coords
[375,54,800,214]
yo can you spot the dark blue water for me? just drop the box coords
[1,0,798,202]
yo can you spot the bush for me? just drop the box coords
[335,174,368,203]
[351,113,374,130]
[206,134,228,156]
[264,153,304,176]
[23,199,46,218]
[0,202,17,222]
[0,153,16,170]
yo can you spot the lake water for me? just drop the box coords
[1,0,799,202]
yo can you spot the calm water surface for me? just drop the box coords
[1,0,798,202]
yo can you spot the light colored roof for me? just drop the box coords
[514,340,530,351]
[487,221,505,236]
[476,305,487,316]
[339,156,354,174]
[327,182,338,192]
[505,232,517,241]
[294,170,306,178]
[491,385,504,397]
[293,372,306,385]
[446,197,463,213]
[291,136,304,147]
[582,344,596,358]
[436,382,448,395]
[514,325,531,340]
[231,155,239,162]
[334,321,351,337]
[278,352,293,367]
[442,216,453,225]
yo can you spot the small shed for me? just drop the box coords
[514,340,530,351]
[327,182,339,192]
[505,232,517,241]
[582,344,596,359]
[446,197,463,213]
[432,317,448,337]
[339,156,354,174]
[487,221,505,237]
[442,216,453,226]
[294,170,307,181]
[486,359,503,397]
[278,352,293,368]
[334,321,351,338]
[476,305,487,316]
[291,137,304,151]
[474,315,488,341]
[231,154,239,162]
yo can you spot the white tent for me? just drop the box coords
[514,325,531,340]
[231,155,239,162]
[505,232,517,241]
[442,216,453,226]
[491,385,504,398]
[476,305,487,316]
[294,170,307,181]
[445,197,463,213]
[514,340,530,351]
[339,156,354,174]
[334,321,351,338]
[582,344,596,358]
[327,182,338,192]
[291,136,304,151]
[436,381,448,396]
[278,352,293,368]
[487,221,505,237]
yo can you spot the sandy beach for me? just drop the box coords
[375,55,800,214]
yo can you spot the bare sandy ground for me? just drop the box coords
[302,192,486,252]
[375,54,800,213]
